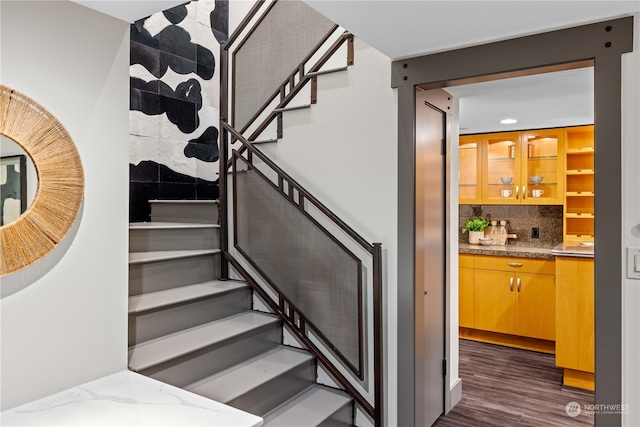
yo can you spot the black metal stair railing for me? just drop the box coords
[218,1,383,425]
[222,123,383,426]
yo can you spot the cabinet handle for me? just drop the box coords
[523,185,527,199]
[517,277,521,292]
[510,277,514,292]
[508,262,523,267]
[515,186,519,199]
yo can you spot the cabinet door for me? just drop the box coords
[482,132,521,204]
[459,135,482,204]
[515,273,555,340]
[474,269,515,334]
[520,129,564,205]
[556,257,594,372]
[459,267,475,328]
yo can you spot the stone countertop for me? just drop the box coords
[459,243,556,259]
[0,370,263,427]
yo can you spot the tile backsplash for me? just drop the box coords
[459,205,563,247]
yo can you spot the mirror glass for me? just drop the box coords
[1,135,37,226]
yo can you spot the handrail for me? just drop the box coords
[223,122,374,253]
[238,30,352,141]
[224,123,383,425]
[225,252,381,422]
[220,2,383,424]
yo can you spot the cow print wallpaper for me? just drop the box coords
[129,0,228,222]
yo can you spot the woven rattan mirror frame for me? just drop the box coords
[0,84,84,275]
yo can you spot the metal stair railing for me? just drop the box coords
[223,123,383,426]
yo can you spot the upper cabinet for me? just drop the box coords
[564,125,594,241]
[519,128,565,205]
[459,128,565,205]
[458,135,483,204]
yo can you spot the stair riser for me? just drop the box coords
[151,203,219,224]
[129,254,220,295]
[128,289,251,347]
[129,227,220,252]
[318,403,353,427]
[139,322,281,388]
[228,358,316,416]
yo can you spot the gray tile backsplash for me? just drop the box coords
[459,204,563,247]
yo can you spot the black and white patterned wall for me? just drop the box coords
[129,0,228,222]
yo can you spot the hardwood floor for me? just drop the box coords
[434,339,594,426]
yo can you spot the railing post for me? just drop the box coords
[373,242,384,427]
[219,42,229,280]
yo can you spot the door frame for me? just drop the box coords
[393,17,634,426]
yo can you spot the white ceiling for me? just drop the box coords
[303,1,639,60]
[71,1,185,23]
[70,0,637,133]
[445,67,594,134]
[302,0,638,134]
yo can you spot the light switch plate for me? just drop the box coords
[627,247,640,280]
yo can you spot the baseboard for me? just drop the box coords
[448,378,462,413]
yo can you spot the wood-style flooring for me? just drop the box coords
[433,339,594,426]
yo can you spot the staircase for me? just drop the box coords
[128,200,354,426]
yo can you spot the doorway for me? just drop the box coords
[394,17,633,427]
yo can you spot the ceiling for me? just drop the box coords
[303,1,639,60]
[70,1,185,23]
[302,1,637,133]
[445,67,594,134]
[70,0,637,133]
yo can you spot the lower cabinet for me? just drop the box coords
[555,256,594,390]
[459,254,556,342]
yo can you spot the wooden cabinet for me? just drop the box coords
[458,135,483,204]
[470,255,556,341]
[555,256,594,389]
[458,254,475,328]
[460,128,565,205]
[564,125,594,242]
[520,129,565,205]
[481,132,521,204]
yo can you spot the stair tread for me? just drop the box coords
[185,346,313,403]
[262,385,352,426]
[129,222,220,230]
[128,280,248,314]
[128,249,220,264]
[128,311,279,371]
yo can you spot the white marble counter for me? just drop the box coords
[1,370,263,427]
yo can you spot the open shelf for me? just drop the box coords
[566,191,594,197]
[566,213,594,219]
[566,147,594,155]
[566,169,594,175]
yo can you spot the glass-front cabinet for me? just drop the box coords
[520,128,564,205]
[482,132,521,204]
[461,129,565,205]
[458,135,482,204]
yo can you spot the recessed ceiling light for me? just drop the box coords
[500,118,518,124]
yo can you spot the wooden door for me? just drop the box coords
[458,265,475,328]
[556,257,594,373]
[515,272,555,340]
[474,269,515,334]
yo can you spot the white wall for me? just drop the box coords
[0,1,129,410]
[622,12,640,427]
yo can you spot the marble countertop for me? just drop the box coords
[0,370,263,427]
[459,243,556,259]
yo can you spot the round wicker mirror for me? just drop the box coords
[0,84,84,275]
